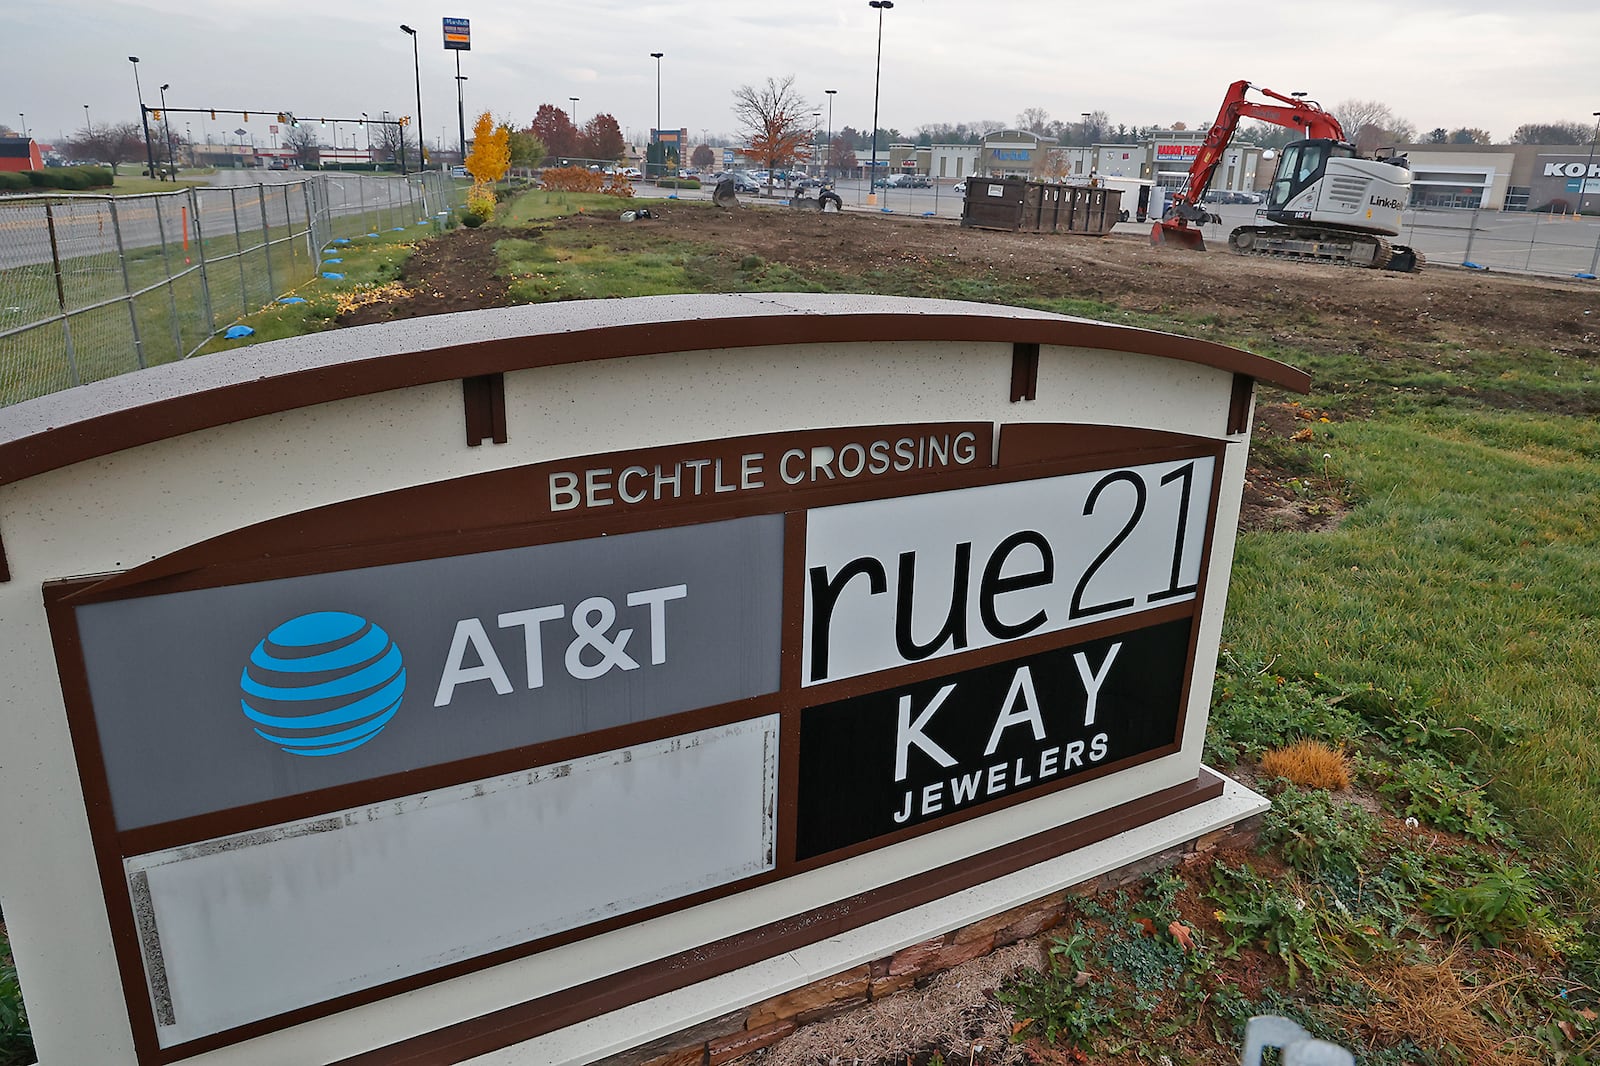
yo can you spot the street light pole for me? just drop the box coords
[159,84,175,177]
[824,89,836,179]
[1582,111,1600,215]
[867,0,893,205]
[16,113,25,139]
[128,56,158,180]
[400,24,425,170]
[455,54,467,163]
[650,52,664,179]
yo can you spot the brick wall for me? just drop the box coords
[603,813,1263,1066]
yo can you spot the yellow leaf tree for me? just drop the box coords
[466,111,511,186]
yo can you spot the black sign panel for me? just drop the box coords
[796,617,1191,859]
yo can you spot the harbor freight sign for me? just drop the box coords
[443,16,470,49]
[3,295,1305,1066]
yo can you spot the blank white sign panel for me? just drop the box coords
[125,716,780,1048]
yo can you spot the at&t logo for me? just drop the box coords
[240,612,406,757]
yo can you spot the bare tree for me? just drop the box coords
[284,124,320,168]
[1511,122,1594,145]
[732,75,812,192]
[1331,99,1416,151]
[65,122,145,174]
[372,120,417,169]
[1016,107,1051,135]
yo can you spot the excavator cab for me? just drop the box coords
[1261,139,1410,237]
[1265,141,1355,214]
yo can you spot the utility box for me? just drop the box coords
[963,178,1123,236]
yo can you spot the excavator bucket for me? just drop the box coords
[1151,220,1205,251]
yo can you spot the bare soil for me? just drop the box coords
[342,202,1600,359]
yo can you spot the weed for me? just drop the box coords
[1425,860,1543,947]
[1258,783,1377,881]
[1206,655,1365,764]
[995,931,1117,1050]
[1207,860,1341,986]
[1373,756,1511,844]
[0,930,32,1066]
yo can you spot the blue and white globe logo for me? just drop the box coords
[239,611,406,757]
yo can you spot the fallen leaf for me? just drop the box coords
[1134,916,1157,937]
[1074,971,1093,987]
[1290,427,1315,442]
[1169,921,1196,952]
[1559,1020,1577,1041]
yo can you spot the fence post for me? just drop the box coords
[229,187,248,318]
[42,201,83,387]
[189,188,217,345]
[149,193,185,363]
[1462,207,1479,265]
[1524,209,1541,272]
[105,196,146,372]
[302,180,317,263]
[1590,231,1600,276]
[256,183,276,299]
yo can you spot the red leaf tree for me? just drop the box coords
[732,75,812,191]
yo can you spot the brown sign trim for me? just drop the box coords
[43,423,1235,1064]
[0,298,1308,488]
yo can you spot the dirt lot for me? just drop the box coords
[339,199,1597,535]
[343,201,1600,365]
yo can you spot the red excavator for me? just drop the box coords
[1152,81,1423,272]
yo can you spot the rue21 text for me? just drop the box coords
[802,457,1216,686]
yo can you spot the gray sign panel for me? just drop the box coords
[76,516,784,831]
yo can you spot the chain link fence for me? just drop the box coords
[1401,207,1600,277]
[0,172,460,407]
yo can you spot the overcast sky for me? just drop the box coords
[10,0,1600,151]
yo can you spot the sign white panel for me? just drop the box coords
[802,458,1214,686]
[126,717,780,1047]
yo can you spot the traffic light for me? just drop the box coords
[277,114,287,123]
[210,110,216,120]
[400,116,410,127]
[150,110,161,121]
[243,112,249,121]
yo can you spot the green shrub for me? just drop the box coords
[78,166,113,188]
[0,172,28,192]
[459,211,484,228]
[0,931,33,1066]
[1426,859,1542,946]
[656,178,701,190]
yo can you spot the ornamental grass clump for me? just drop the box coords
[1259,739,1352,791]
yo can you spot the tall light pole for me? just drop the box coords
[83,104,91,133]
[867,0,893,205]
[456,69,468,163]
[1582,111,1600,215]
[399,24,425,169]
[159,84,175,177]
[16,113,25,139]
[650,52,664,179]
[128,58,157,181]
[824,89,836,179]
[811,111,821,176]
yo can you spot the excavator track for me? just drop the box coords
[1227,226,1423,272]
